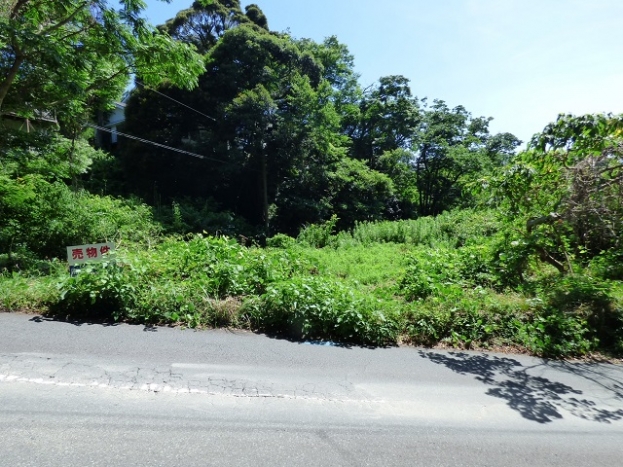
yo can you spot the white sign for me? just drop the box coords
[66,242,115,266]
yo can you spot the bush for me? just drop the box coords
[590,250,623,281]
[154,198,252,237]
[540,275,623,352]
[54,261,136,321]
[398,247,462,300]
[52,235,308,325]
[457,243,497,287]
[403,288,527,349]
[266,233,296,249]
[53,260,216,327]
[297,215,338,248]
[518,309,594,357]
[244,276,399,346]
[0,174,161,262]
[487,235,532,289]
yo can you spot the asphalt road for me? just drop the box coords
[1,312,623,466]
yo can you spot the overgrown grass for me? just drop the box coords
[1,209,622,358]
[244,277,399,346]
[0,269,62,313]
[344,209,500,247]
[297,242,410,296]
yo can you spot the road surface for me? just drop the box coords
[1,312,622,466]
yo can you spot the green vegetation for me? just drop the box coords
[3,207,623,357]
[2,1,623,358]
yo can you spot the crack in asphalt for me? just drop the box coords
[0,353,374,403]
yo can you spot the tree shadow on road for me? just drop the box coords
[259,330,355,349]
[419,351,623,424]
[29,314,157,332]
[546,360,623,403]
[29,314,119,327]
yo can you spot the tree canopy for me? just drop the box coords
[0,0,205,124]
[2,0,522,236]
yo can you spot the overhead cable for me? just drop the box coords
[88,123,226,163]
[134,81,217,122]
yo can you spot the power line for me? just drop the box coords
[88,123,227,163]
[90,81,255,168]
[134,81,217,122]
[90,123,259,173]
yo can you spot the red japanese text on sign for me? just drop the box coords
[66,242,115,266]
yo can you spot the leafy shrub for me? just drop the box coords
[154,198,252,237]
[404,308,454,346]
[398,247,462,300]
[488,235,532,289]
[53,235,308,324]
[54,261,136,321]
[457,243,497,287]
[330,157,395,229]
[0,174,161,262]
[518,310,593,357]
[590,250,623,281]
[266,233,296,249]
[244,276,399,346]
[297,214,338,248]
[540,275,623,351]
[54,260,212,327]
[404,288,526,348]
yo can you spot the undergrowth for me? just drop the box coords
[1,210,622,358]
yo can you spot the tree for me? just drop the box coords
[412,100,518,216]
[158,0,249,54]
[123,23,332,232]
[244,3,268,30]
[328,157,394,228]
[485,132,523,166]
[0,0,204,124]
[295,36,361,119]
[346,75,421,168]
[205,25,333,231]
[492,113,623,274]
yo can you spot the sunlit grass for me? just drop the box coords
[299,243,410,297]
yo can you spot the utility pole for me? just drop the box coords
[261,143,269,233]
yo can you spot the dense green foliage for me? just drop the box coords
[1,1,623,359]
[0,0,204,123]
[245,277,399,346]
[110,1,519,234]
[3,206,622,357]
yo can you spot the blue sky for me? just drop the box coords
[143,0,623,145]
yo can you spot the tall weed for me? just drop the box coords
[398,247,462,300]
[244,277,399,346]
[297,215,339,248]
[53,235,309,325]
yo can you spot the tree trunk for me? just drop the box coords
[0,52,24,114]
[526,213,569,274]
